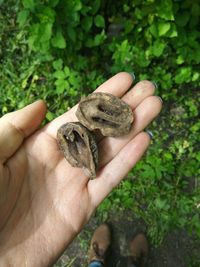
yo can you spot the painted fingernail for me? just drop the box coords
[151,81,158,89]
[129,72,135,80]
[146,130,153,139]
[156,96,163,103]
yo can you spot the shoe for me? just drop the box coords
[88,223,111,265]
[128,233,149,267]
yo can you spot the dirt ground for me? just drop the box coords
[54,210,200,267]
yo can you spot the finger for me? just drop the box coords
[0,100,47,163]
[99,95,162,167]
[95,71,134,94]
[122,80,156,109]
[88,132,150,206]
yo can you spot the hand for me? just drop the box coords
[0,73,162,266]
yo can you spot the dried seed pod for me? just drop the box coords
[57,122,98,178]
[76,92,134,137]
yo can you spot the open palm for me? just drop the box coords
[0,73,162,266]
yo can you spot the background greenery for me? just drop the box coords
[0,0,199,256]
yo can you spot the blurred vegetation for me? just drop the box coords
[0,0,200,256]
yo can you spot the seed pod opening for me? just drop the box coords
[57,122,98,178]
[76,92,134,137]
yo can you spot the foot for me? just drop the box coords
[88,223,111,265]
[128,233,149,267]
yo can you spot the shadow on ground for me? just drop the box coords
[54,210,200,267]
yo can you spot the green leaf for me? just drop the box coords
[64,66,70,76]
[40,23,53,42]
[149,24,158,38]
[176,55,184,65]
[94,31,106,46]
[152,41,166,57]
[51,30,66,49]
[82,17,93,32]
[192,72,199,82]
[74,0,82,11]
[174,67,192,84]
[53,59,63,70]
[17,10,30,27]
[91,0,101,15]
[176,12,190,27]
[49,0,59,7]
[94,15,105,28]
[155,198,167,210]
[37,7,56,23]
[158,22,171,36]
[166,24,178,38]
[53,70,66,79]
[46,111,55,121]
[156,1,174,21]
[22,0,34,9]
[55,79,69,94]
[67,27,76,42]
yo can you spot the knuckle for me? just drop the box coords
[137,80,156,91]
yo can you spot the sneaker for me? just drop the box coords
[128,233,149,267]
[88,223,111,265]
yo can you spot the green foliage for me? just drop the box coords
[1,0,200,250]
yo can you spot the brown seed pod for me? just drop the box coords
[76,92,134,137]
[57,122,98,178]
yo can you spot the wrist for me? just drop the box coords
[0,213,77,267]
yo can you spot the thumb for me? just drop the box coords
[0,100,47,164]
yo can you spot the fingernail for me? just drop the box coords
[129,72,135,80]
[156,96,163,103]
[146,130,153,139]
[151,81,158,89]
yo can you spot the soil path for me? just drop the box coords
[54,210,200,267]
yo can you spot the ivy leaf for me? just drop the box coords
[158,22,171,36]
[17,10,30,27]
[94,15,105,28]
[51,30,66,49]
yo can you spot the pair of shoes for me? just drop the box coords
[88,224,148,267]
